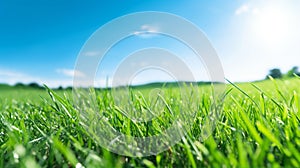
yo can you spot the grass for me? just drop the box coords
[0,78,300,167]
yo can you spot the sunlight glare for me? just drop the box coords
[252,6,292,48]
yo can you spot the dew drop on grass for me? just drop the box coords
[13,152,19,160]
[13,144,26,157]
[76,163,85,168]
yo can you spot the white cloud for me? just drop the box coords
[56,68,85,78]
[0,69,57,87]
[235,4,259,15]
[235,4,249,15]
[0,69,37,85]
[0,70,25,78]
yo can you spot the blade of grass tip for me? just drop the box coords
[226,79,259,108]
[181,136,197,168]
[250,84,274,122]
[268,76,288,104]
[114,106,132,120]
[45,85,75,120]
[289,92,295,108]
[251,83,284,111]
[259,93,266,117]
[194,141,209,156]
[224,87,233,99]
[158,94,174,115]
[134,92,146,115]
[44,85,60,111]
[136,91,162,119]
[231,96,263,145]
[142,159,156,168]
[186,132,203,161]
[141,91,163,122]
[114,106,144,137]
[293,91,300,115]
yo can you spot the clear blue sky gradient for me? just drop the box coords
[1,0,299,87]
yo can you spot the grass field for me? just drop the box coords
[1,78,300,167]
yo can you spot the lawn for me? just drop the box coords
[0,78,300,167]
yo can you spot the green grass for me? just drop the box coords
[1,78,300,167]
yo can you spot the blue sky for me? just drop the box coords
[1,0,300,87]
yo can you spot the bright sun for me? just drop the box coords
[252,6,292,47]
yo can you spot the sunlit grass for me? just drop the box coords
[0,78,300,167]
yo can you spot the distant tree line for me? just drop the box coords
[267,66,300,79]
[13,82,72,90]
[14,82,44,89]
